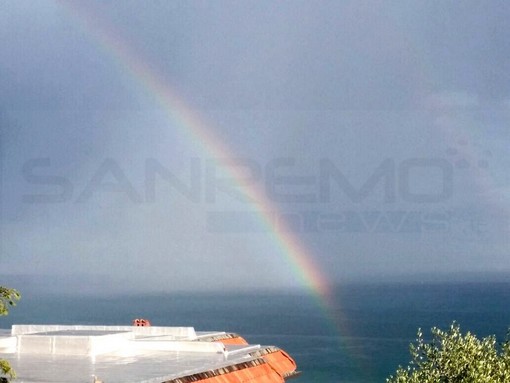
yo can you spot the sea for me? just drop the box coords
[3,282,510,382]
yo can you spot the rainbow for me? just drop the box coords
[56,1,371,377]
[57,0,330,299]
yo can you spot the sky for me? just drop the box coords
[1,0,509,294]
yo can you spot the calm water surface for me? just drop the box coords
[4,282,510,382]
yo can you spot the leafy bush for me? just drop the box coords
[0,286,20,381]
[387,322,510,383]
[0,287,20,317]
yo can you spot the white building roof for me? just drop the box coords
[0,325,265,383]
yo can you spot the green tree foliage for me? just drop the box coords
[387,322,510,383]
[0,287,20,317]
[0,286,20,380]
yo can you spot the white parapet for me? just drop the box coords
[16,331,134,356]
[9,325,234,357]
[11,324,197,339]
